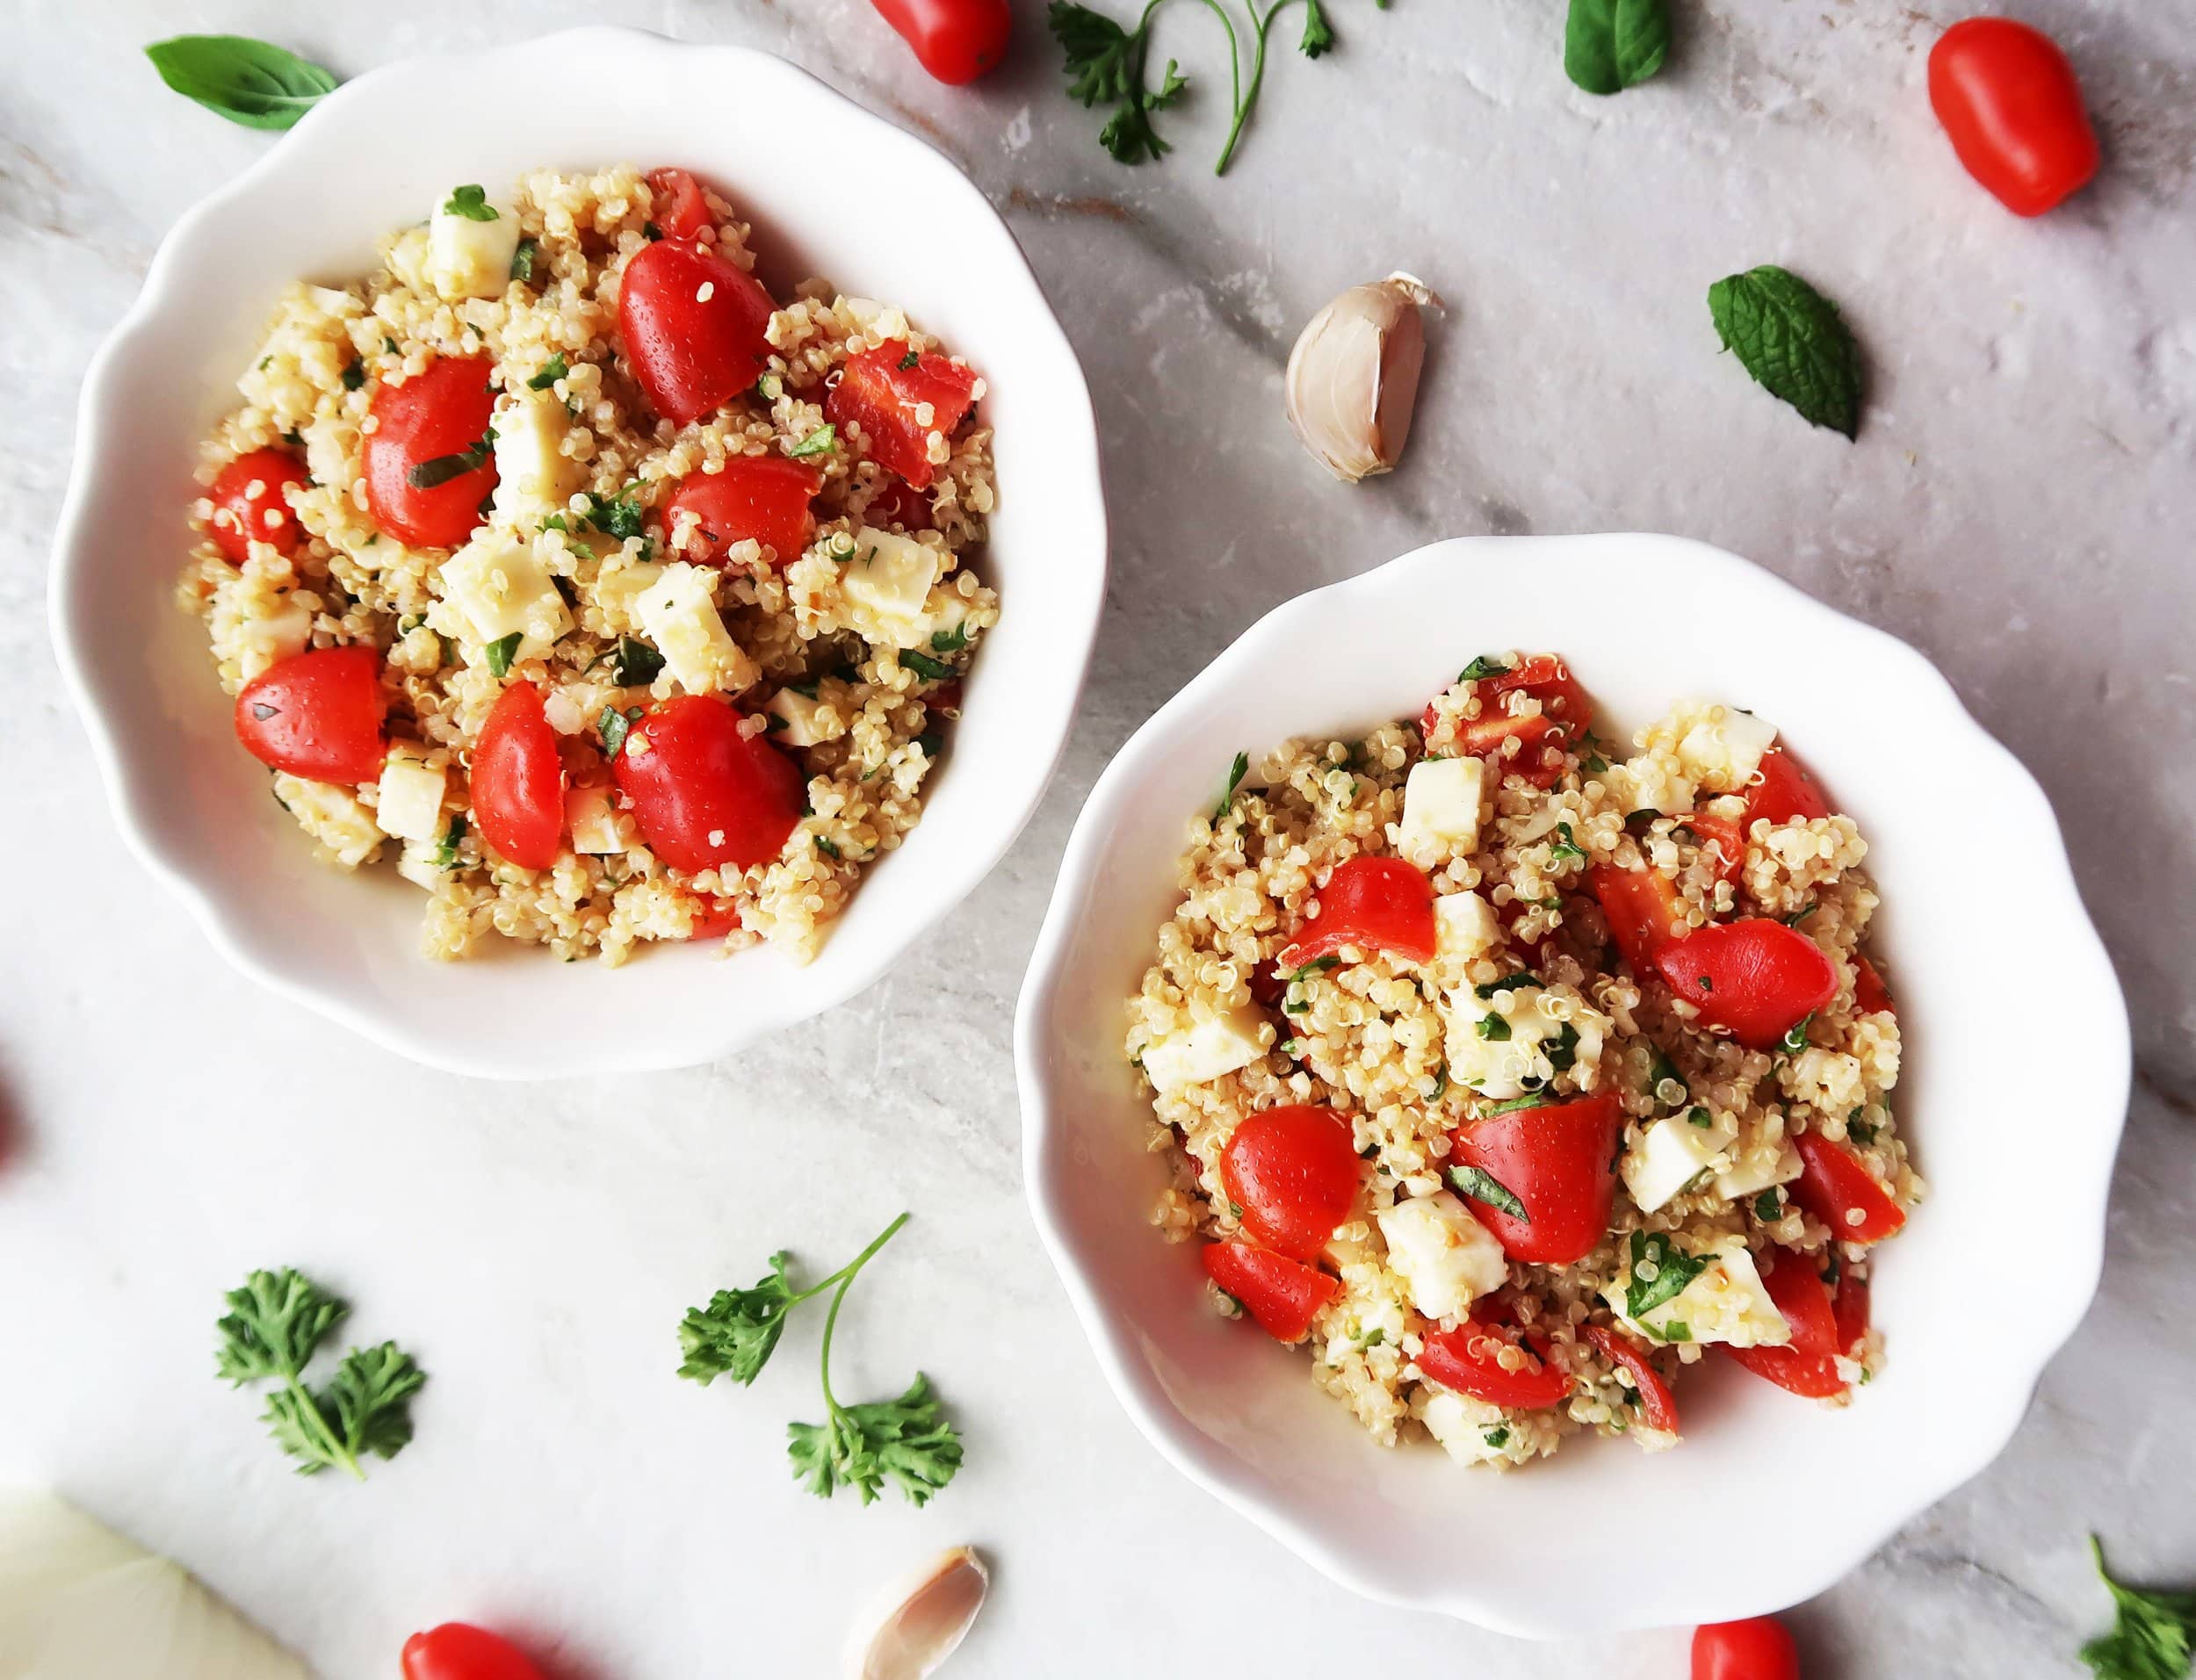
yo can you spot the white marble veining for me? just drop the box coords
[1,2,2192,1676]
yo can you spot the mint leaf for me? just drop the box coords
[144,34,336,130]
[1708,265,1863,439]
[1564,0,1670,95]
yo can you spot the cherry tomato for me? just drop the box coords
[208,448,311,564]
[1588,862,1693,976]
[1203,1241,1338,1343]
[864,477,935,531]
[471,682,566,871]
[645,167,715,242]
[1832,1271,1871,1361]
[1745,746,1831,828]
[362,357,499,549]
[870,0,1013,84]
[1853,953,1894,1017]
[1693,1615,1801,1680]
[688,899,741,941]
[1929,18,2098,217]
[1276,855,1437,968]
[1582,1323,1680,1435]
[826,339,979,489]
[234,645,387,784]
[1448,1092,1622,1265]
[1219,1106,1362,1262]
[1790,1130,1907,1244]
[1722,1248,1846,1399]
[619,239,776,428]
[1419,1321,1573,1410]
[401,1622,547,1680]
[1653,920,1838,1051]
[1426,654,1593,789]
[1248,957,1288,1007]
[1687,810,1748,888]
[663,457,821,566]
[613,695,806,875]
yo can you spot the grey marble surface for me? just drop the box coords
[2,1,2192,1676]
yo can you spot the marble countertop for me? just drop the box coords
[3,2,2192,1676]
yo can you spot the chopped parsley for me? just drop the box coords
[482,632,522,678]
[930,621,971,654]
[1484,1425,1511,1448]
[1475,1013,1513,1042]
[1358,1327,1386,1350]
[1625,1230,1706,1320]
[1848,1118,1878,1145]
[1546,1023,1581,1074]
[1474,973,1541,1000]
[1753,1190,1782,1221]
[610,637,665,687]
[899,650,954,681]
[1780,1013,1816,1055]
[441,184,497,221]
[1687,1106,1713,1128]
[787,424,837,459]
[815,835,842,859]
[897,347,921,370]
[1448,1164,1528,1222]
[526,352,569,391]
[1646,1049,1684,1101]
[430,813,468,870]
[914,732,944,760]
[340,358,365,391]
[1457,655,1510,681]
[1548,821,1587,868]
[1214,750,1250,821]
[509,237,539,283]
[2081,1534,2196,1680]
[581,487,647,541]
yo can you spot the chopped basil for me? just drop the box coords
[1277,1038,1304,1057]
[1658,1320,1693,1343]
[405,434,491,489]
[442,184,497,221]
[582,488,647,540]
[929,621,971,654]
[1289,955,1340,982]
[642,220,663,242]
[899,649,953,681]
[1484,1425,1511,1448]
[1549,821,1587,868]
[1484,1092,1555,1115]
[598,703,644,758]
[1456,655,1510,682]
[1624,809,1661,836]
[482,632,522,677]
[526,352,568,391]
[1780,1013,1816,1055]
[914,732,944,760]
[280,427,303,447]
[897,347,921,370]
[1546,1024,1581,1073]
[815,835,842,859]
[1428,1064,1448,1099]
[430,813,468,869]
[1225,1201,1245,1220]
[1625,1230,1706,1319]
[1646,1049,1683,1100]
[1475,973,1540,1000]
[340,359,365,391]
[1359,1327,1387,1350]
[1753,1190,1781,1221]
[610,638,665,687]
[1782,901,1818,927]
[1687,1106,1712,1128]
[1215,750,1250,821]
[510,237,538,283]
[1475,1013,1513,1042]
[1585,753,1609,774]
[381,335,398,354]
[1448,1164,1528,1222]
[1848,1119,1878,1145]
[787,424,837,459]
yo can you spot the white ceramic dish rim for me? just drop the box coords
[1016,532,2130,1637]
[47,27,1108,1078]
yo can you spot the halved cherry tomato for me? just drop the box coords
[1692,1615,1800,1680]
[401,1622,546,1680]
[1426,655,1593,790]
[1248,957,1287,1007]
[1745,746,1831,827]
[1790,1130,1907,1244]
[234,645,386,784]
[1654,920,1838,1051]
[871,0,1013,84]
[1419,1321,1572,1410]
[471,682,565,871]
[1275,855,1436,969]
[1687,811,1747,888]
[1588,862,1693,975]
[208,448,311,564]
[826,339,979,489]
[689,899,741,941]
[645,167,714,242]
[612,695,806,875]
[1203,1241,1338,1343]
[864,477,934,531]
[1832,1271,1871,1361]
[1929,18,2098,218]
[1448,1092,1622,1265]
[363,357,498,549]
[1582,1323,1680,1435]
[618,239,776,427]
[1722,1247,1845,1399]
[663,457,821,566]
[1219,1106,1362,1262]
[1853,952,1894,1016]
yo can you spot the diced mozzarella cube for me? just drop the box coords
[1604,1237,1789,1349]
[235,597,313,680]
[1715,1137,1803,1201]
[567,785,625,854]
[490,387,581,525]
[590,558,662,631]
[1441,982,1609,1101]
[272,774,381,866]
[1140,1005,1269,1092]
[373,753,447,842]
[1433,890,1500,961]
[424,187,521,301]
[1623,1114,1735,1215]
[1397,756,1485,863]
[1669,700,1779,795]
[841,527,944,646]
[767,687,834,748]
[435,533,572,663]
[395,840,442,891]
[1375,1191,1508,1322]
[634,562,759,696]
[1418,1389,1513,1466]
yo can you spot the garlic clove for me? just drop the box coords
[1283,272,1441,483]
[848,1545,990,1680]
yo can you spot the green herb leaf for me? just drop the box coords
[2082,1535,2196,1680]
[1215,750,1250,821]
[582,488,647,541]
[1484,1092,1557,1115]
[1448,1164,1528,1222]
[1546,1021,1582,1073]
[1848,1119,1878,1145]
[816,835,842,859]
[1708,265,1863,440]
[899,649,954,681]
[215,1267,423,1480]
[442,184,498,221]
[1051,2,1183,167]
[215,1268,346,1385]
[787,1374,964,1509]
[322,1343,426,1465]
[610,637,665,688]
[526,351,568,391]
[1475,973,1541,1000]
[929,621,971,654]
[1358,1326,1386,1349]
[1781,901,1818,927]
[1780,1012,1815,1055]
[144,35,336,130]
[678,1251,798,1387]
[340,359,365,392]
[1457,655,1510,682]
[1625,1230,1707,1319]
[1563,0,1670,95]
[787,424,837,459]
[430,813,468,870]
[482,632,522,678]
[1300,0,1336,58]
[1484,1425,1511,1447]
[404,434,492,490]
[510,238,539,284]
[1476,1013,1513,1042]
[897,347,921,371]
[1754,1190,1782,1221]
[599,703,643,759]
[1549,821,1588,868]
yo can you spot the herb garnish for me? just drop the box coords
[526,352,568,391]
[899,650,954,681]
[1215,750,1251,820]
[145,34,336,129]
[442,184,498,221]
[1781,901,1818,927]
[340,359,365,391]
[1625,1230,1706,1320]
[215,1267,424,1480]
[1448,1164,1528,1222]
[815,835,842,859]
[481,632,522,678]
[2082,1534,2196,1680]
[598,703,644,759]
[1780,1013,1815,1055]
[787,424,837,459]
[430,813,468,870]
[610,637,665,687]
[1457,655,1509,682]
[930,621,971,654]
[1563,0,1670,96]
[581,487,647,541]
[1484,1425,1512,1448]
[510,238,539,284]
[1484,1092,1556,1115]
[1708,264,1863,440]
[1475,1013,1513,1042]
[1687,1106,1713,1128]
[1753,1190,1782,1221]
[1475,973,1540,1000]
[897,347,922,370]
[405,433,492,490]
[1549,821,1587,868]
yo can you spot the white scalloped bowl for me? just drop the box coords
[1017,534,2128,1638]
[49,28,1106,1078]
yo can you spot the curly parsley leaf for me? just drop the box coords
[144,34,336,130]
[1708,264,1863,440]
[215,1267,423,1480]
[1300,0,1336,58]
[788,1374,964,1508]
[215,1267,346,1383]
[323,1342,426,1464]
[2083,1536,2196,1680]
[581,487,647,541]
[678,1251,798,1387]
[1563,0,1670,96]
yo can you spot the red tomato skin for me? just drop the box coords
[1219,1106,1362,1262]
[612,696,806,875]
[1832,1272,1871,1361]
[1723,1248,1846,1399]
[618,239,776,426]
[471,682,566,871]
[1437,655,1593,789]
[1692,1616,1801,1680]
[1929,18,2098,217]
[1853,952,1894,1016]
[1418,1322,1572,1410]
[864,477,935,531]
[1583,1323,1680,1435]
[870,0,1013,83]
[1275,855,1437,968]
[1745,746,1831,827]
[663,457,821,566]
[1589,862,1693,976]
[234,645,387,784]
[1203,1241,1338,1343]
[208,449,311,564]
[1654,920,1839,1051]
[1687,811,1748,888]
[362,357,499,549]
[826,340,979,489]
[401,1623,547,1680]
[645,168,714,242]
[1448,1092,1622,1265]
[1791,1130,1907,1244]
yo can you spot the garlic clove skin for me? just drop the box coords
[848,1545,990,1680]
[1283,272,1441,483]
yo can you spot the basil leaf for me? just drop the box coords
[340,359,365,391]
[1625,1230,1707,1320]
[1483,1092,1555,1115]
[815,835,842,859]
[1475,1013,1513,1042]
[1708,265,1863,440]
[787,425,837,459]
[599,704,643,759]
[1215,750,1250,820]
[430,813,468,870]
[482,633,522,678]
[1781,901,1818,927]
[1687,1106,1713,1128]
[1546,1023,1581,1073]
[405,435,491,489]
[1753,1190,1781,1221]
[1456,655,1509,682]
[1448,1164,1528,1222]
[929,621,971,654]
[610,638,665,687]
[1781,1012,1816,1055]
[442,184,498,222]
[1563,0,1670,96]
[899,650,953,681]
[144,35,336,130]
[1475,973,1540,999]
[526,352,567,391]
[510,238,539,284]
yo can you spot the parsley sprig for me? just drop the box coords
[2084,1536,2196,1680]
[678,1213,964,1508]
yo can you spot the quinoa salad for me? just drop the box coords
[1128,653,1919,1467]
[178,164,995,964]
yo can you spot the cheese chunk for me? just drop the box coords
[1140,1005,1268,1092]
[490,387,581,525]
[1418,1389,1514,1467]
[1669,700,1780,795]
[841,527,944,645]
[767,686,835,748]
[634,562,758,696]
[1442,980,1610,1101]
[235,597,313,680]
[1375,1191,1507,1322]
[424,186,521,301]
[1397,756,1485,863]
[567,785,625,855]
[1715,1136,1803,1201]
[436,534,572,664]
[373,752,447,843]
[1623,1114,1736,1215]
[273,774,381,867]
[591,558,663,633]
[1433,890,1500,961]
[1604,1236,1789,1349]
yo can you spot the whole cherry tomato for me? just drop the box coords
[1448,1092,1622,1265]
[1693,1615,1801,1680]
[362,357,499,549]
[826,339,979,489]
[471,682,566,871]
[663,456,821,566]
[234,645,387,784]
[645,167,715,242]
[1275,855,1437,969]
[1653,920,1839,1051]
[613,695,806,874]
[870,0,1012,85]
[1418,1321,1572,1410]
[1202,1241,1338,1343]
[208,448,311,564]
[401,1622,547,1680]
[1219,1105,1362,1261]
[1929,18,2098,217]
[618,238,776,427]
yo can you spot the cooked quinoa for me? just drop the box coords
[1129,653,1921,1467]
[177,164,996,964]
